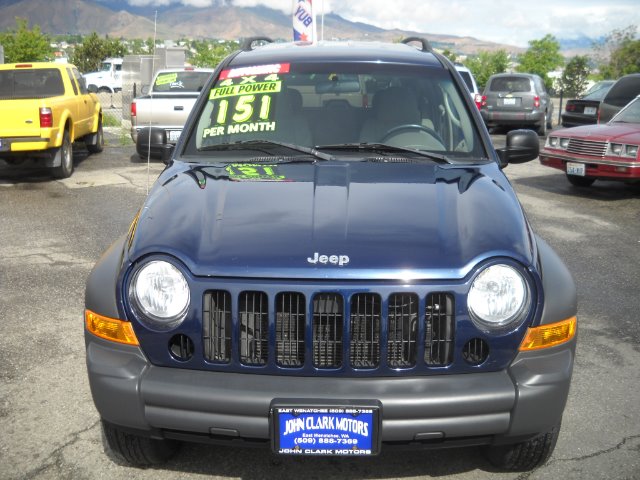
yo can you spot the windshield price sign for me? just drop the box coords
[272,406,379,456]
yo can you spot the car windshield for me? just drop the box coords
[184,61,486,163]
[152,71,213,93]
[610,97,640,124]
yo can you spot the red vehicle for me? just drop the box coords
[540,95,640,187]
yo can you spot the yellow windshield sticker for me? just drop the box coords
[202,74,284,142]
[202,122,276,138]
[155,73,178,86]
[226,164,287,181]
[210,81,282,99]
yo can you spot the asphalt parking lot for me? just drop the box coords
[1,129,639,480]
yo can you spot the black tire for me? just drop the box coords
[51,130,73,179]
[483,422,561,471]
[101,420,180,467]
[86,118,104,154]
[566,174,595,187]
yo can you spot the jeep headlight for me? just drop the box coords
[468,264,530,329]
[129,260,190,330]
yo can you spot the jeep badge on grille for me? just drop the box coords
[307,252,350,266]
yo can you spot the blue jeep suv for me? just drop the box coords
[85,37,577,471]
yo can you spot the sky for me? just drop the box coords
[121,0,640,47]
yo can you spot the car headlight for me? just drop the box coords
[468,264,530,329]
[559,137,570,149]
[546,136,558,147]
[129,260,190,330]
[624,144,638,158]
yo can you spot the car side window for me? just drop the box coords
[537,77,547,95]
[72,68,89,95]
[66,67,79,96]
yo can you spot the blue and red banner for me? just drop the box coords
[293,0,315,42]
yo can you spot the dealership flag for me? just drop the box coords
[293,0,315,42]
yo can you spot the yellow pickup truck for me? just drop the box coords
[0,62,103,178]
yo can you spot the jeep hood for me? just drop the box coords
[128,161,534,280]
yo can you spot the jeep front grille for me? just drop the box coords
[388,293,418,368]
[203,290,454,372]
[239,291,268,366]
[276,292,306,367]
[349,293,381,368]
[425,293,455,365]
[203,290,231,363]
[313,293,344,368]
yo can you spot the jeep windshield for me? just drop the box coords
[183,62,487,164]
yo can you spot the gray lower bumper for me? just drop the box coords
[86,333,574,446]
[482,110,545,127]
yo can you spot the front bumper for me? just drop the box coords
[86,332,575,448]
[540,151,640,180]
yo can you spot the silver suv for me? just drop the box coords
[481,73,553,136]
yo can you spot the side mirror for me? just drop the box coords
[141,85,150,95]
[496,129,540,167]
[136,127,175,164]
[87,84,98,93]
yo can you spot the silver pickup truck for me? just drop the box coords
[131,67,214,157]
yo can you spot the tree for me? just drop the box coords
[104,37,127,59]
[596,26,640,78]
[190,40,236,68]
[440,48,458,63]
[465,50,509,89]
[0,18,52,63]
[517,34,564,90]
[71,33,126,73]
[560,56,590,97]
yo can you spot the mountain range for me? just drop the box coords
[0,0,602,57]
[0,0,527,55]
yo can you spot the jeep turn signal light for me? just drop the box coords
[85,310,139,346]
[519,316,576,351]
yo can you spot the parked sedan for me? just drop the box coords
[561,81,614,128]
[540,95,640,187]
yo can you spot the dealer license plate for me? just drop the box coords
[168,130,182,142]
[272,405,379,456]
[584,106,597,115]
[567,162,586,176]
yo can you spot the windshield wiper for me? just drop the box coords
[315,143,451,164]
[200,140,334,161]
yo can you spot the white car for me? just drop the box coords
[455,64,481,108]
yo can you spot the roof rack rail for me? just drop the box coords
[401,37,433,52]
[240,36,274,52]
